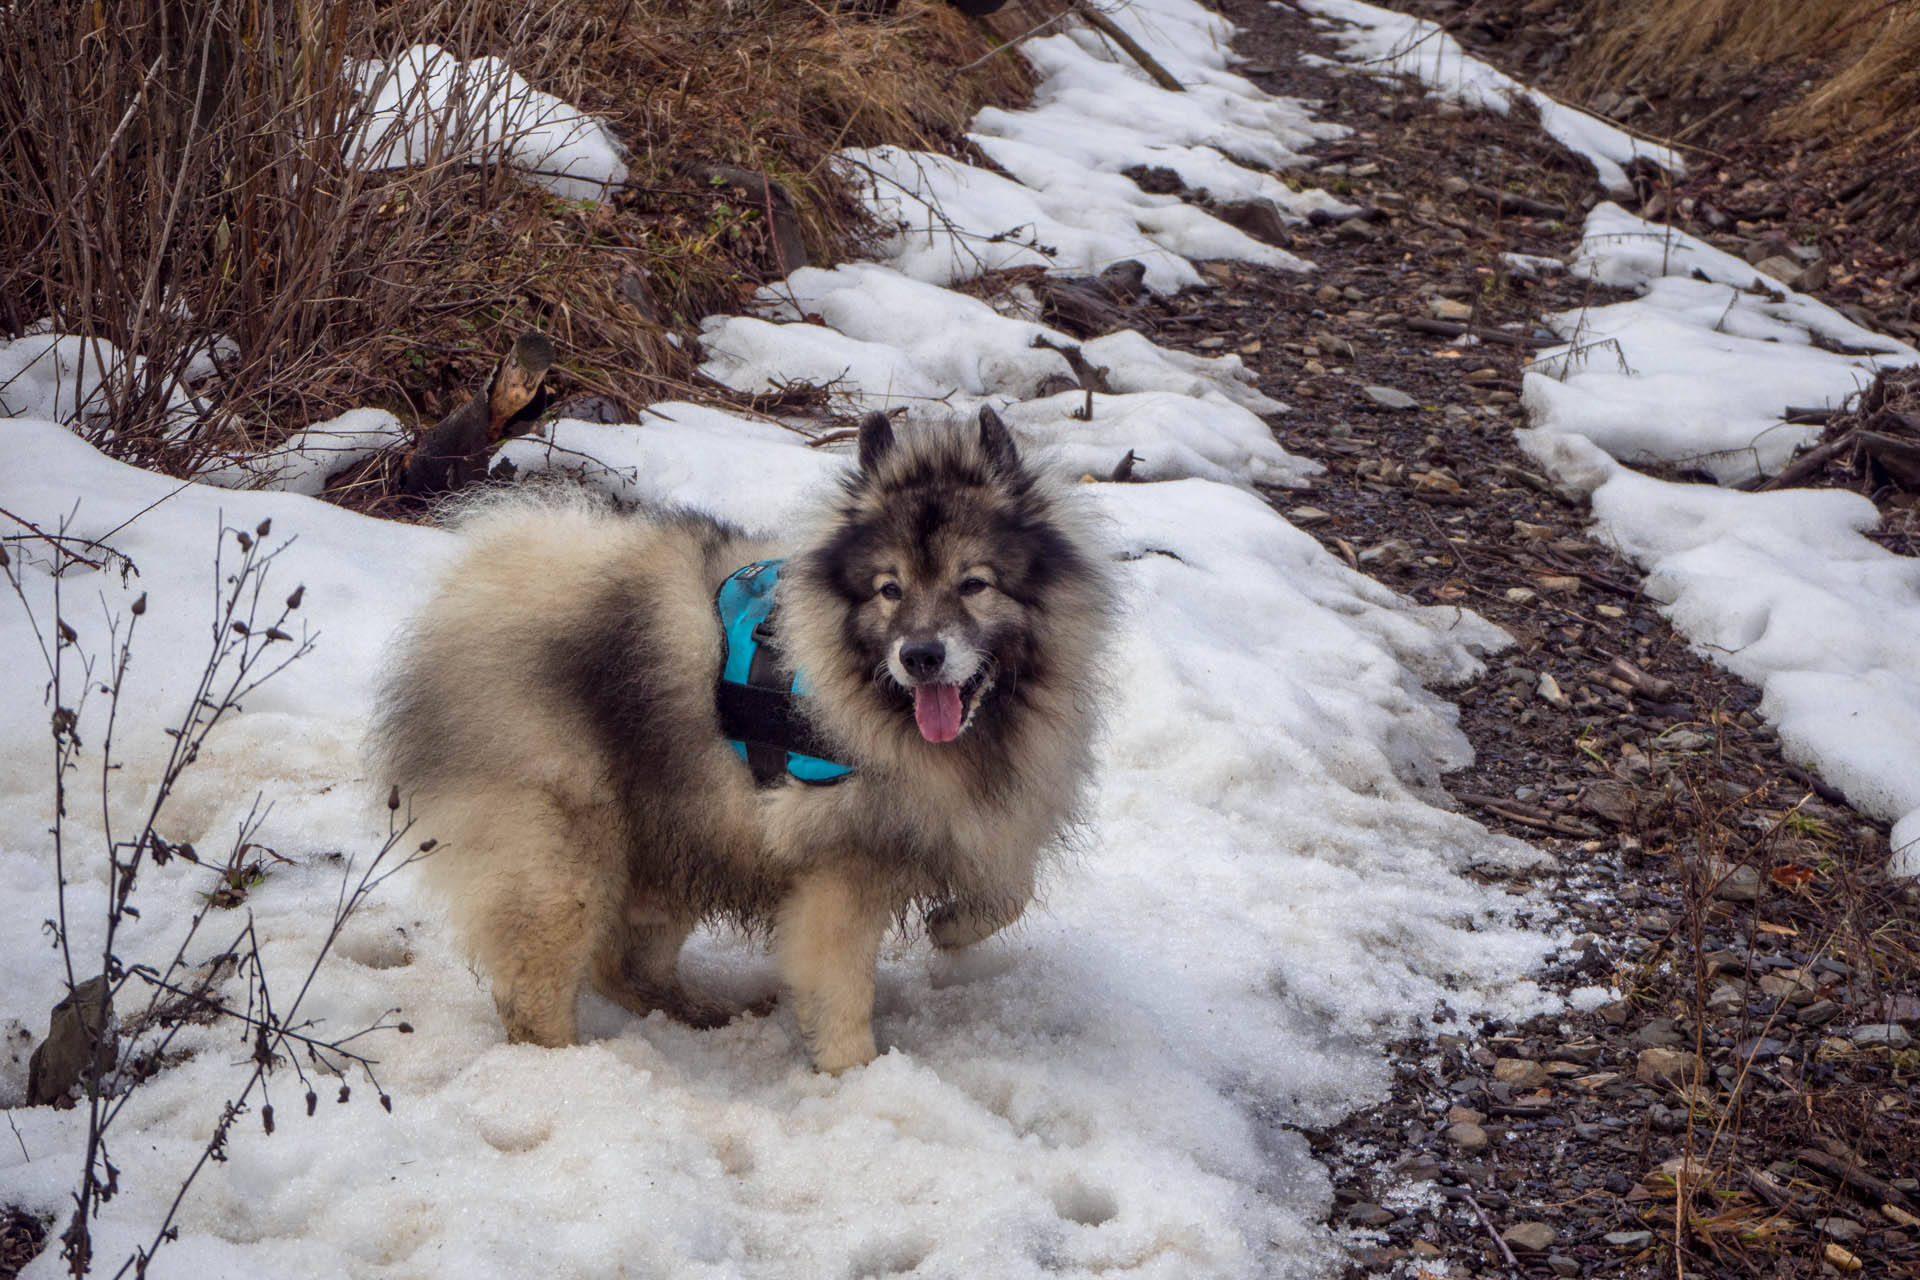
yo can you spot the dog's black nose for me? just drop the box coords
[899,639,945,680]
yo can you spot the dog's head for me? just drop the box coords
[799,408,1090,745]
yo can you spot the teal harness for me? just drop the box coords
[715,560,855,787]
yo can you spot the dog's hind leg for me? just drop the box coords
[451,797,610,1048]
[589,893,752,1030]
[774,870,891,1074]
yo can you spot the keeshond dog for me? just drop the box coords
[372,408,1109,1073]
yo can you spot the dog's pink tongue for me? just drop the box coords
[914,683,964,743]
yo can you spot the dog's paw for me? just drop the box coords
[812,1033,878,1076]
[927,901,1000,951]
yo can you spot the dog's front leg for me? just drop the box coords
[928,861,1033,950]
[775,870,889,1074]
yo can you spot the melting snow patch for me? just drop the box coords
[1296,0,1684,193]
[350,43,628,200]
[1523,204,1916,484]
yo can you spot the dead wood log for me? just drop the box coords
[1030,333,1113,393]
[1405,315,1558,348]
[1791,1147,1915,1211]
[689,164,808,276]
[1745,421,1861,492]
[1034,259,1147,336]
[1470,183,1568,220]
[403,333,554,497]
[1071,0,1184,93]
[1858,428,1920,490]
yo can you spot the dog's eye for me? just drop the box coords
[958,577,990,597]
[878,581,903,601]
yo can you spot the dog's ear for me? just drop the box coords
[857,411,895,473]
[977,405,1020,472]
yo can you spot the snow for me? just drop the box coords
[1296,0,1685,193]
[0,333,196,431]
[1514,210,1920,875]
[1,411,1556,1276]
[198,408,407,494]
[350,44,628,200]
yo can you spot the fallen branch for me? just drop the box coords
[1407,315,1558,348]
[1072,0,1184,93]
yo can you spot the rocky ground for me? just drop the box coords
[1081,3,1920,1276]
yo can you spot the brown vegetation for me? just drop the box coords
[0,0,1035,480]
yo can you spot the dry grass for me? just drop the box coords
[0,0,1036,485]
[1569,0,1920,147]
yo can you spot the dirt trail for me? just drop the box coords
[1097,3,1920,1275]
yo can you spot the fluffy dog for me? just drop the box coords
[372,408,1109,1072]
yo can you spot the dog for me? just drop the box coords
[371,408,1109,1072]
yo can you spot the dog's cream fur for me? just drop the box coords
[372,412,1108,1071]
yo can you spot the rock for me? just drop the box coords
[1445,1121,1489,1152]
[1816,1216,1867,1244]
[1759,971,1816,1005]
[1578,781,1635,825]
[1599,1000,1632,1026]
[1712,862,1765,902]
[1732,1035,1786,1062]
[1753,255,1804,288]
[1847,1023,1913,1048]
[1446,1104,1485,1125]
[1501,1222,1557,1252]
[1347,1202,1395,1226]
[1334,218,1377,242]
[1825,1242,1865,1272]
[26,975,118,1106]
[1358,538,1415,568]
[1286,506,1332,527]
[1635,1047,1698,1086]
[1361,385,1417,410]
[1655,727,1711,751]
[1535,673,1571,710]
[1440,175,1471,197]
[1493,1057,1549,1088]
[1798,999,1842,1026]
[1314,283,1342,304]
[1605,1230,1654,1248]
[1429,297,1473,322]
[1504,586,1537,604]
[1410,1240,1442,1259]
[1546,1255,1580,1277]
[1631,1018,1684,1049]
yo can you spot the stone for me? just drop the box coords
[1493,1057,1549,1088]
[1503,587,1537,604]
[1361,384,1417,410]
[1501,1222,1557,1252]
[1636,1047,1699,1086]
[1712,862,1764,902]
[1798,999,1842,1026]
[1599,1000,1632,1026]
[1429,297,1473,322]
[1347,1202,1395,1226]
[1286,506,1332,527]
[1446,1104,1485,1125]
[1753,255,1804,288]
[1334,218,1377,242]
[1847,1023,1913,1049]
[1547,1255,1580,1277]
[1816,1216,1867,1244]
[1605,1230,1654,1249]
[1631,1018,1684,1049]
[1445,1121,1489,1152]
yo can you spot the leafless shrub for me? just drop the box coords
[2,514,428,1276]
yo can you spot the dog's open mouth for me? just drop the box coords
[912,673,987,743]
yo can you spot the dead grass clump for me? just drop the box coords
[1569,0,1920,148]
[0,0,1035,485]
